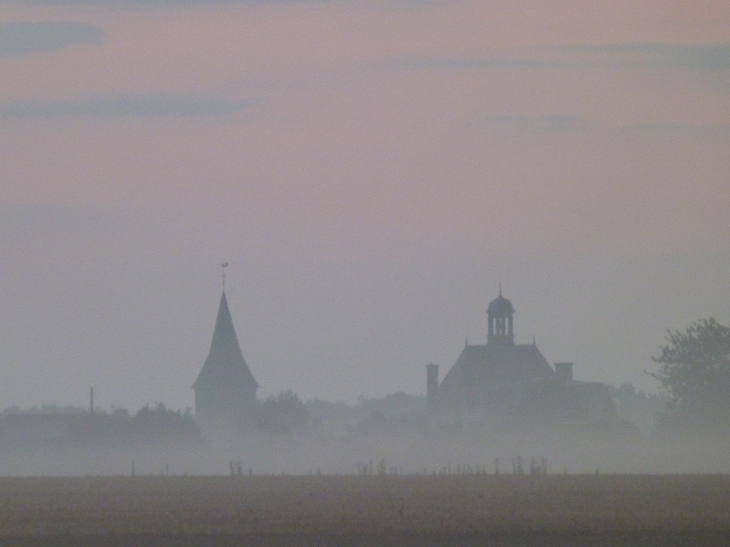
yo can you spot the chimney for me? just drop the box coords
[426,363,439,407]
[554,362,573,382]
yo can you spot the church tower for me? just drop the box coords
[193,291,258,431]
[487,289,514,344]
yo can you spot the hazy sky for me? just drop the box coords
[1,1,729,411]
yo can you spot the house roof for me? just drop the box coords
[192,291,259,391]
[439,341,553,401]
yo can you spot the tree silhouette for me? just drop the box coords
[652,318,730,429]
[255,390,312,436]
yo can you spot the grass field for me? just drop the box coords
[0,475,728,546]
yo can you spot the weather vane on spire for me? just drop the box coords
[221,262,229,290]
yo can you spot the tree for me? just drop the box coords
[132,403,202,444]
[652,318,730,429]
[255,390,313,436]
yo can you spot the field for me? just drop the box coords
[0,475,728,546]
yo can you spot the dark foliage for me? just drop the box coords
[652,318,730,429]
[54,403,201,447]
[131,403,202,444]
[255,390,313,436]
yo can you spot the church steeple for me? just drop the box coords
[193,290,258,430]
[210,292,244,364]
[194,291,259,390]
[487,290,514,344]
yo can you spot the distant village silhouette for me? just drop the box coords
[0,285,666,475]
[194,288,615,433]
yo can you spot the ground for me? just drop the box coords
[0,475,728,546]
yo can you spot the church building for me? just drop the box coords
[429,291,615,423]
[193,291,259,431]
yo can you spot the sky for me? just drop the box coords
[0,0,729,412]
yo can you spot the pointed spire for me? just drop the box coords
[193,290,259,390]
[211,291,236,352]
[465,336,469,347]
[499,281,502,297]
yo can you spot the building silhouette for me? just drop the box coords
[193,291,258,431]
[431,291,615,423]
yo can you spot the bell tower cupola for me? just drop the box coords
[487,287,514,344]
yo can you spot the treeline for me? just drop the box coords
[0,403,201,452]
[0,384,667,451]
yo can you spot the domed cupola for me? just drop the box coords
[487,288,514,344]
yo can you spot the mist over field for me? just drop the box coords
[1,390,729,478]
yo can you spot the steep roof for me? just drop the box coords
[439,342,553,401]
[192,291,259,391]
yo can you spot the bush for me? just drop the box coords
[255,391,313,436]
